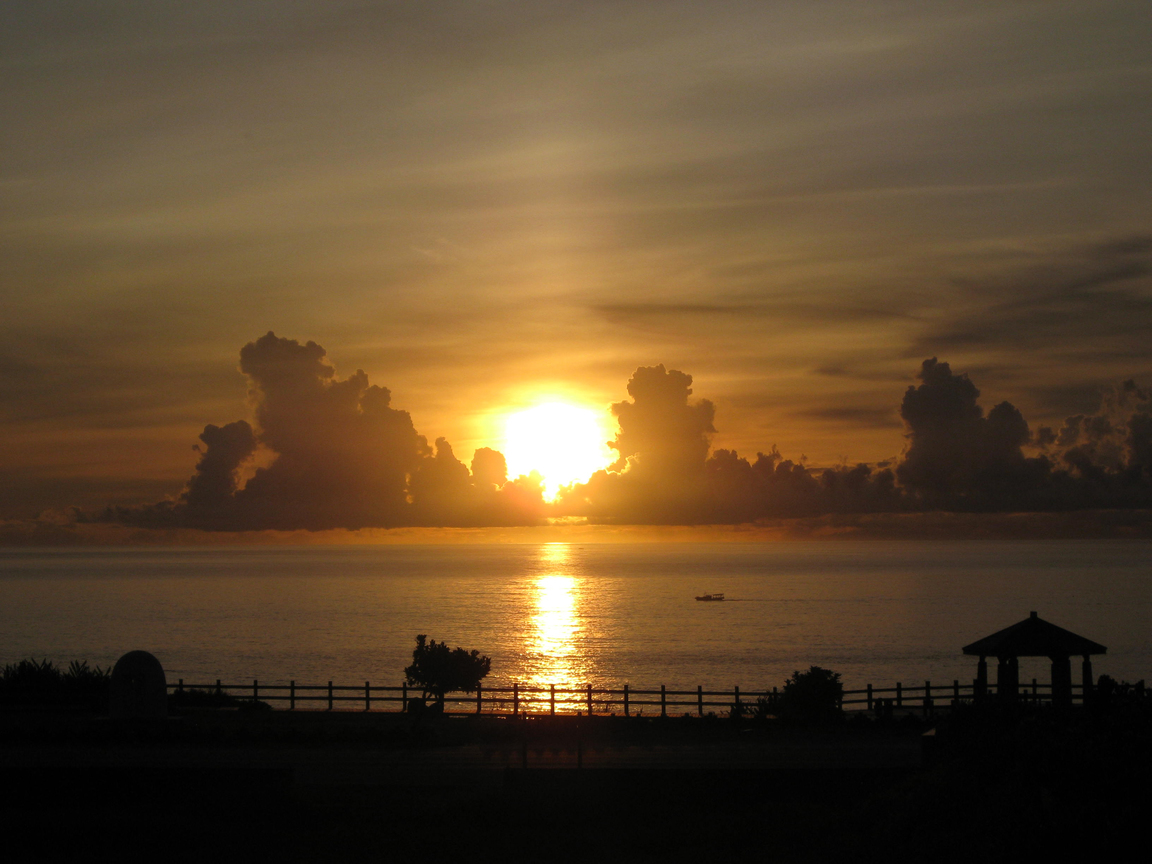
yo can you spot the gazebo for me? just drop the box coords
[962,611,1106,706]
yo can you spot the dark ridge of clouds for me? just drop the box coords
[790,405,902,429]
[751,509,1152,541]
[10,510,1152,547]
[913,235,1152,357]
[594,299,913,330]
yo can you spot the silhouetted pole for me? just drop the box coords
[586,683,592,716]
[697,685,703,716]
[401,682,407,712]
[327,680,333,711]
[624,684,629,716]
[550,683,555,716]
[365,681,370,711]
[512,682,519,717]
[975,656,988,699]
[1051,655,1072,706]
[660,684,667,717]
[1081,654,1094,704]
[997,656,1019,702]
[476,682,482,715]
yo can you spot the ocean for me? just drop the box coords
[1,541,1149,694]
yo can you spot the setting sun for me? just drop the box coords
[503,402,614,499]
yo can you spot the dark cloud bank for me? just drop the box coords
[66,332,1152,536]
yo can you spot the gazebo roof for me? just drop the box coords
[962,612,1106,658]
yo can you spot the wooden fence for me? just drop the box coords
[167,676,1119,716]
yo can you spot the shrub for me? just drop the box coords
[780,665,844,724]
[0,658,111,709]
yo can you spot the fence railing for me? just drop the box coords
[167,676,1121,716]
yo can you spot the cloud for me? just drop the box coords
[111,332,545,530]
[896,357,1040,510]
[562,355,1152,524]
[913,235,1152,359]
[558,363,900,523]
[96,334,1152,532]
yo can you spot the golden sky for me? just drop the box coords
[2,2,1151,520]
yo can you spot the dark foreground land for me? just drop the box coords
[2,700,1150,863]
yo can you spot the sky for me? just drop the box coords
[2,2,1151,532]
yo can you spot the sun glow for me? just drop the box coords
[526,543,586,689]
[503,401,613,499]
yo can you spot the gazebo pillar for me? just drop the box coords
[1081,654,1094,704]
[1050,654,1072,707]
[997,655,1019,701]
[975,656,988,698]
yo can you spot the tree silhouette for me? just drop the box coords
[404,634,491,709]
[780,665,843,723]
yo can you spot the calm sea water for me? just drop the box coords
[2,542,1150,693]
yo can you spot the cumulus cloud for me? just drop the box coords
[556,365,717,522]
[558,364,899,523]
[896,358,1045,511]
[114,332,544,530]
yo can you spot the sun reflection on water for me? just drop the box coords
[525,544,586,690]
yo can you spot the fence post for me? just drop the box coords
[178,678,184,696]
[253,679,258,703]
[476,682,482,715]
[290,680,295,710]
[953,679,959,702]
[661,684,667,717]
[896,682,902,708]
[216,678,221,697]
[924,680,931,715]
[698,685,703,716]
[624,684,630,717]
[365,681,370,711]
[587,683,592,716]
[550,683,556,716]
[513,682,519,717]
[401,682,408,713]
[867,683,873,711]
[734,685,740,717]
[328,680,333,711]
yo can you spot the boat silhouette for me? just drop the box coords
[695,593,725,602]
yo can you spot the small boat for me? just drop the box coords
[695,593,725,602]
